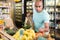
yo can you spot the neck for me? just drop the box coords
[38,10,43,13]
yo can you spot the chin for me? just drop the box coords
[37,11,41,13]
[36,10,42,13]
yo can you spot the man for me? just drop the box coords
[33,0,50,35]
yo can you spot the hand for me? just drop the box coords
[39,28,44,33]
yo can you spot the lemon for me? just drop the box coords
[21,35,27,40]
[27,36,33,40]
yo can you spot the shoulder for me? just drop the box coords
[43,10,49,16]
[43,10,48,14]
[42,10,50,20]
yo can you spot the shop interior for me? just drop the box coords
[0,0,60,40]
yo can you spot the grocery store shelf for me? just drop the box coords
[16,19,22,21]
[27,9,33,10]
[48,11,60,13]
[3,13,9,14]
[50,19,60,24]
[16,16,22,19]
[16,8,22,10]
[27,4,33,6]
[15,14,22,16]
[16,5,22,7]
[45,6,54,7]
[45,5,60,8]
[50,19,60,21]
[56,6,60,8]
[26,5,32,6]
[0,6,9,8]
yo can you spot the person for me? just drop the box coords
[24,12,33,29]
[4,15,18,32]
[33,0,50,36]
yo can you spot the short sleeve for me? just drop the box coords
[44,13,50,23]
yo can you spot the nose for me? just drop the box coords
[36,7,39,10]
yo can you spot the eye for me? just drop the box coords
[35,6,38,7]
[35,6,41,8]
[39,6,41,7]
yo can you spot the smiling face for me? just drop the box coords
[35,1,43,12]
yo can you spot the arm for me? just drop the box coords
[29,18,34,29]
[44,22,49,32]
[39,22,49,33]
[39,12,50,32]
[39,22,49,32]
[24,17,28,26]
[43,12,50,32]
[39,20,50,32]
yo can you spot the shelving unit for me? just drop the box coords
[44,0,60,39]
[44,0,60,21]
[14,2,22,22]
[0,2,10,15]
[44,0,60,29]
[0,0,11,32]
[26,1,33,14]
[0,1,10,27]
[14,0,24,28]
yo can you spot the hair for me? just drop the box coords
[26,12,33,17]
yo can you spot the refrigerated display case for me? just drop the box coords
[14,0,24,28]
[26,1,33,13]
[14,2,22,22]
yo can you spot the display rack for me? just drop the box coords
[14,0,24,28]
[23,0,33,28]
[0,1,11,30]
[26,1,33,13]
[14,2,22,22]
[44,0,60,39]
[44,0,60,21]
[0,2,10,15]
[44,0,60,27]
